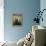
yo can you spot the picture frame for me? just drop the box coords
[12,14,23,26]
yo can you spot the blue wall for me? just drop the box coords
[4,0,40,42]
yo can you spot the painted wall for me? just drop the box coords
[4,0,40,42]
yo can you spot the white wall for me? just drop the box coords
[40,0,46,26]
[40,0,46,45]
[0,0,4,42]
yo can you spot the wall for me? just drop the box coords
[4,0,40,42]
[40,0,46,26]
[40,0,46,45]
[0,0,4,42]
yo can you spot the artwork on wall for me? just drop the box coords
[33,9,46,24]
[12,14,23,26]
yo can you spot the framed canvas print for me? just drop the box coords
[12,14,23,26]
